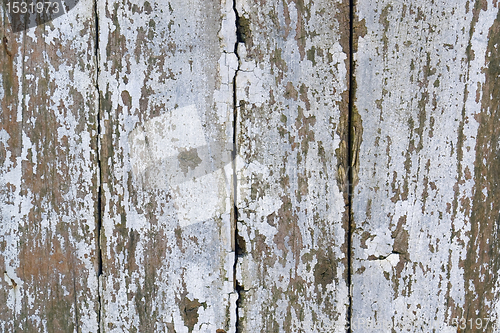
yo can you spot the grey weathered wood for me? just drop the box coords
[352,0,500,331]
[234,0,351,331]
[1,0,498,331]
[97,0,237,331]
[0,1,100,332]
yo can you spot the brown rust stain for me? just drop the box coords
[18,236,83,332]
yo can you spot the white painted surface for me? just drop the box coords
[0,0,100,331]
[235,0,351,331]
[353,0,500,331]
[1,0,498,331]
[128,104,233,227]
[97,0,237,331]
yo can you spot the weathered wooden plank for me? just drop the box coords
[97,0,237,331]
[234,0,350,331]
[0,2,100,332]
[352,0,500,331]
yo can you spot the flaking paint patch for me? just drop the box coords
[0,1,100,331]
[128,104,233,227]
[99,0,237,331]
[236,0,350,331]
[352,0,498,331]
[463,2,500,328]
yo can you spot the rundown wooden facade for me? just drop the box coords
[0,0,499,332]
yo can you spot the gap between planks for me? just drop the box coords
[232,0,243,332]
[90,1,356,332]
[347,0,355,331]
[94,0,103,331]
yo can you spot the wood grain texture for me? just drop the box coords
[0,1,100,332]
[97,0,237,331]
[234,0,350,331]
[3,0,499,331]
[352,0,500,331]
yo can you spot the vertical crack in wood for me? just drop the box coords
[347,0,355,331]
[94,1,103,331]
[232,1,242,332]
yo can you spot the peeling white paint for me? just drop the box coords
[235,0,350,331]
[353,0,499,331]
[98,0,237,331]
[0,0,100,330]
[128,104,233,227]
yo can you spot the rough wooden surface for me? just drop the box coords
[352,0,500,331]
[0,1,100,332]
[97,0,237,331]
[1,0,499,331]
[234,0,350,331]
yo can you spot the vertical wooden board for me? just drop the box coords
[0,1,99,332]
[352,0,500,331]
[234,0,350,331]
[97,0,237,331]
